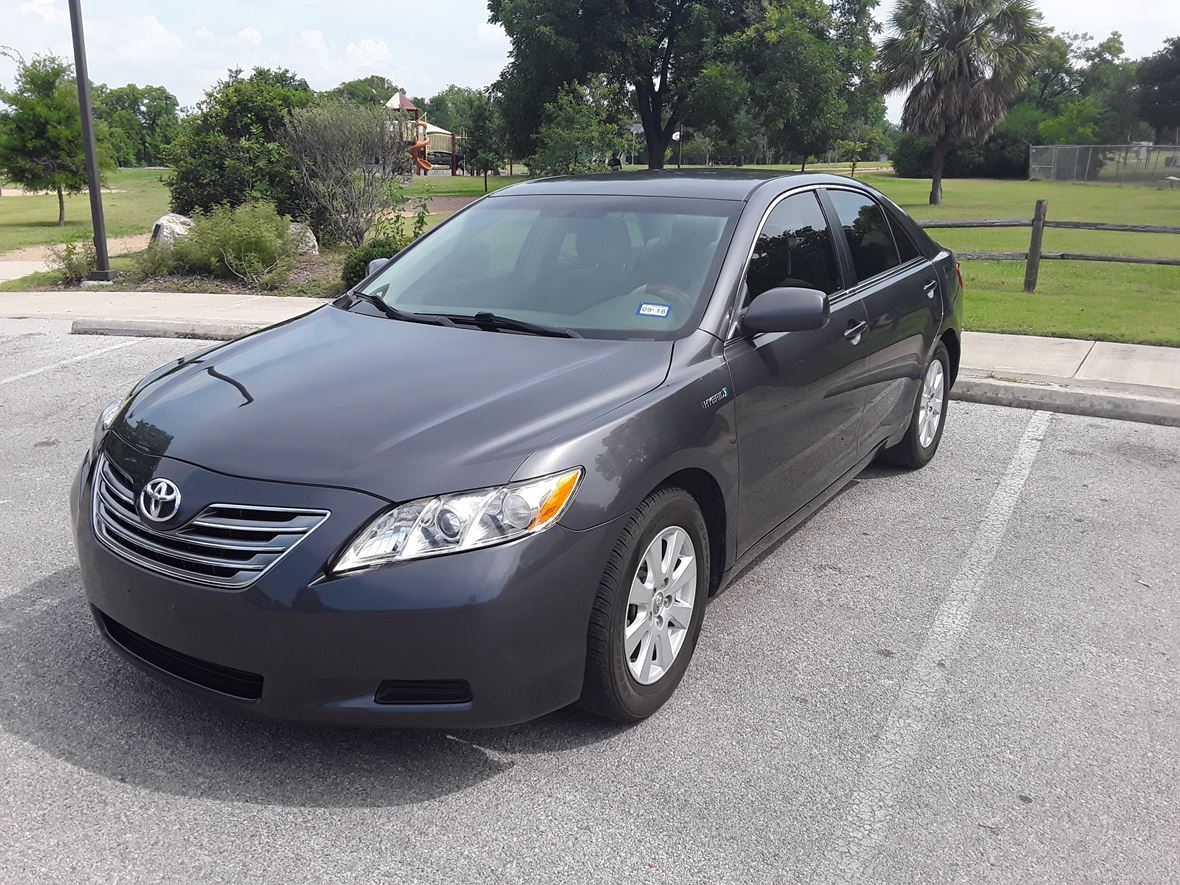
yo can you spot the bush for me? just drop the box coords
[48,241,97,284]
[341,238,407,290]
[892,131,1027,179]
[130,240,178,280]
[174,202,297,289]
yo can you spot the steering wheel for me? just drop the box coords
[640,283,694,315]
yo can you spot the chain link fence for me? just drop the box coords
[1029,144,1180,184]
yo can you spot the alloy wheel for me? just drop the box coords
[624,526,697,685]
[918,359,945,448]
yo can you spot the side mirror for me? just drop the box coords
[740,287,830,334]
[367,257,394,277]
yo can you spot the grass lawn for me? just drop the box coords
[861,174,1180,347]
[0,168,170,254]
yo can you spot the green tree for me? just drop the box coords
[728,0,848,170]
[327,75,399,106]
[423,85,484,134]
[0,52,111,225]
[528,80,626,175]
[93,83,180,166]
[1136,37,1180,144]
[463,94,506,191]
[879,0,1047,205]
[491,0,752,168]
[164,67,314,218]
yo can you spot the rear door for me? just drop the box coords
[723,190,872,556]
[821,188,943,451]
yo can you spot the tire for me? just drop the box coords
[580,487,710,722]
[879,341,950,469]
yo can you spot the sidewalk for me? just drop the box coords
[2,289,1178,425]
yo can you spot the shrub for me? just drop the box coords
[130,240,178,280]
[340,194,432,289]
[174,201,297,289]
[892,131,1028,180]
[341,237,407,290]
[48,241,97,284]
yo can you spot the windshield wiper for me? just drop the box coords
[351,292,453,327]
[442,311,582,339]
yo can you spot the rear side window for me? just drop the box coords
[888,215,923,263]
[746,192,842,301]
[827,190,901,282]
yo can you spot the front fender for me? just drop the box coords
[514,338,739,570]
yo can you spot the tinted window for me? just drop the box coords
[888,214,922,263]
[746,192,841,301]
[827,190,901,281]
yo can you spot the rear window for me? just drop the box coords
[826,190,901,282]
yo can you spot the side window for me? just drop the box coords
[827,190,901,282]
[888,214,922,263]
[746,192,841,302]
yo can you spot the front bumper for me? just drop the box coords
[70,444,621,727]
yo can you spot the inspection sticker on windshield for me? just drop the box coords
[637,302,671,318]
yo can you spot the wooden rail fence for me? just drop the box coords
[920,199,1180,292]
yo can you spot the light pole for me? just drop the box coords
[67,0,115,280]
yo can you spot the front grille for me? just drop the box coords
[96,608,263,700]
[92,454,329,589]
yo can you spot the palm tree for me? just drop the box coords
[879,0,1047,205]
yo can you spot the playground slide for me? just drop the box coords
[410,138,432,172]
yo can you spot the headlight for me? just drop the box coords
[332,467,583,573]
[93,393,130,453]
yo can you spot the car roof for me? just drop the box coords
[489,170,866,202]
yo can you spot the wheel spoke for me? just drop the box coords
[659,531,679,578]
[638,629,655,681]
[666,600,693,629]
[625,613,650,658]
[628,575,651,607]
[654,626,674,673]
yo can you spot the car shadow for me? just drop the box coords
[0,568,626,809]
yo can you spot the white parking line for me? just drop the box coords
[825,409,1054,880]
[0,338,143,387]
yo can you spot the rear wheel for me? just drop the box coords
[879,341,950,469]
[580,487,709,722]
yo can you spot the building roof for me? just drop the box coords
[385,93,419,112]
[489,169,858,201]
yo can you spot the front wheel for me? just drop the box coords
[580,487,709,722]
[879,341,950,469]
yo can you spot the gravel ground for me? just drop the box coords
[1,318,1177,884]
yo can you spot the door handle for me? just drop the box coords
[923,280,938,299]
[844,320,868,345]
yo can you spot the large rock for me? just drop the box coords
[150,213,193,246]
[289,223,319,256]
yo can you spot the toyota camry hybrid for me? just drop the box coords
[71,171,962,727]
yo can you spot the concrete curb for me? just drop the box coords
[952,376,1180,427]
[71,318,264,341]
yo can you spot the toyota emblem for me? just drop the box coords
[138,477,182,523]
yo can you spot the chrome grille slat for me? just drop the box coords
[98,508,270,571]
[92,455,329,589]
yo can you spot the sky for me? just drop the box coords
[2,0,1177,122]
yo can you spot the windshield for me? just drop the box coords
[354,194,743,340]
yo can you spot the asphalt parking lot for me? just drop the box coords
[1,317,1177,884]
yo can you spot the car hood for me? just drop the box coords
[115,305,672,502]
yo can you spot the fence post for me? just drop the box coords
[1023,199,1048,293]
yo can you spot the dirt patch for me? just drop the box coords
[0,233,151,262]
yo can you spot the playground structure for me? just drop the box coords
[386,91,463,176]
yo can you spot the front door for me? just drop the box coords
[723,191,872,558]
